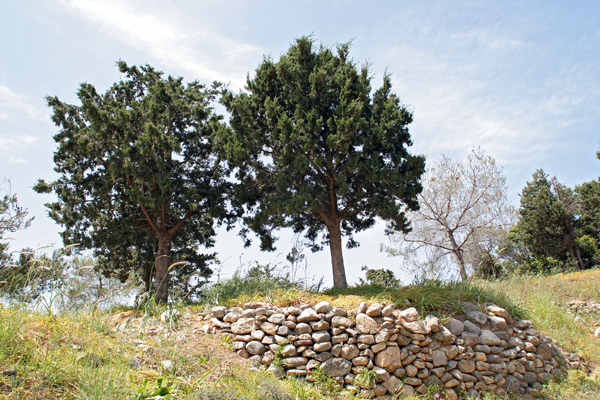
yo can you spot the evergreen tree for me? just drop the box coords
[511,170,584,270]
[219,37,425,287]
[35,62,231,303]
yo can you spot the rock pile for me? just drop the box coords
[201,301,580,399]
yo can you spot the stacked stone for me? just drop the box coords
[205,301,575,399]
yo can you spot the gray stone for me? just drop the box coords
[432,350,448,367]
[341,344,360,360]
[382,304,395,317]
[223,311,241,323]
[246,341,267,355]
[444,319,463,336]
[464,320,482,335]
[321,357,352,377]
[267,313,286,324]
[489,316,507,331]
[468,311,487,326]
[211,306,227,319]
[479,330,501,346]
[375,346,403,371]
[297,308,320,323]
[314,301,332,314]
[402,320,430,335]
[356,313,378,334]
[366,303,383,317]
[382,375,403,394]
[425,315,441,332]
[310,320,329,331]
[314,342,332,352]
[295,322,312,334]
[261,322,278,335]
[399,307,419,322]
[331,316,353,328]
[231,318,256,335]
[312,331,331,343]
[282,357,308,368]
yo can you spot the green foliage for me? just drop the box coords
[201,264,300,306]
[219,36,425,288]
[35,61,233,303]
[191,372,294,400]
[353,367,376,389]
[135,377,172,399]
[358,266,400,287]
[512,170,565,260]
[0,180,32,264]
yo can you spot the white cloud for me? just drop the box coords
[0,134,39,151]
[0,85,46,120]
[58,0,261,89]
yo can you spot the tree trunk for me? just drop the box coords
[327,221,348,288]
[563,222,584,270]
[447,230,468,281]
[154,232,173,303]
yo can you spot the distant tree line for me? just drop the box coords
[387,150,600,280]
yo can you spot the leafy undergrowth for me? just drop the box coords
[1,269,600,399]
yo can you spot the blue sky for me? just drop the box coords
[1,1,599,286]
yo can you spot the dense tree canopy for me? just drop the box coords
[386,149,513,280]
[35,62,231,303]
[219,37,425,287]
[511,170,588,271]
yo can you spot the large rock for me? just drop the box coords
[479,330,501,346]
[231,318,256,335]
[314,301,332,314]
[331,316,353,328]
[398,307,419,322]
[366,303,383,317]
[375,346,403,371]
[297,308,320,323]
[246,341,267,355]
[445,319,464,335]
[321,357,352,377]
[432,350,448,367]
[382,375,403,394]
[402,320,431,335]
[468,311,487,326]
[355,313,378,334]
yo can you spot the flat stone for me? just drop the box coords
[402,320,431,335]
[382,304,395,317]
[432,350,448,367]
[479,330,501,346]
[295,323,312,334]
[341,344,360,360]
[268,313,286,324]
[231,318,256,335]
[321,357,352,377]
[312,331,331,343]
[314,342,332,352]
[282,357,308,368]
[464,320,482,335]
[382,375,402,394]
[331,316,353,328]
[297,308,320,323]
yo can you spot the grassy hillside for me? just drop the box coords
[1,270,600,399]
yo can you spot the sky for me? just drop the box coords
[1,0,599,287]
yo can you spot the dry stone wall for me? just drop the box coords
[202,301,580,399]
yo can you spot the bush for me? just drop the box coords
[201,264,301,305]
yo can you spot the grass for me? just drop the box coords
[1,268,600,399]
